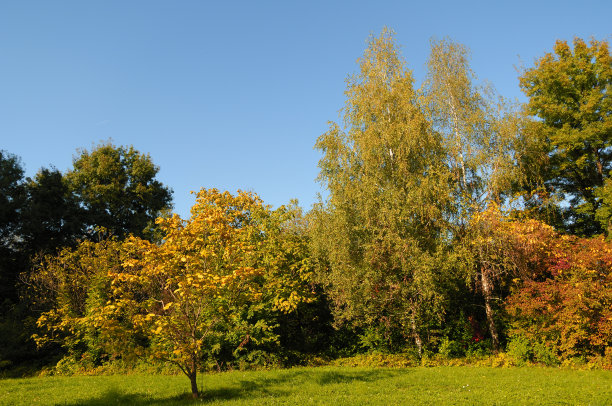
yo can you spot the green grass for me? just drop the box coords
[1,366,610,405]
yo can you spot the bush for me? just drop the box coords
[506,335,532,366]
[506,335,560,366]
[437,338,464,359]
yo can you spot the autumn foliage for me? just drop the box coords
[506,231,612,365]
[33,189,314,397]
[464,206,612,366]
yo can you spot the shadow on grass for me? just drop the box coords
[200,368,405,403]
[62,388,191,405]
[313,369,398,385]
[62,368,405,405]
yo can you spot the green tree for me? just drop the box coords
[20,168,84,255]
[66,142,173,240]
[0,151,28,373]
[311,30,453,356]
[1,157,87,375]
[0,150,26,303]
[519,37,612,236]
[30,238,125,366]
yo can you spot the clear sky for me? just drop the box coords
[1,0,610,217]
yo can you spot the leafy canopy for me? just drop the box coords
[520,38,612,236]
[66,142,173,240]
[311,29,453,353]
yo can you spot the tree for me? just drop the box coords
[505,229,612,365]
[422,38,523,351]
[106,189,315,397]
[30,238,126,365]
[519,37,612,236]
[66,142,173,240]
[20,168,84,255]
[311,30,453,356]
[0,151,28,373]
[422,38,521,211]
[0,150,26,302]
[34,189,313,398]
[253,199,315,315]
[1,158,86,375]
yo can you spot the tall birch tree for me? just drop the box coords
[422,38,522,351]
[311,30,453,355]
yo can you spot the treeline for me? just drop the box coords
[1,30,611,395]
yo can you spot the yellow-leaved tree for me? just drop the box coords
[100,189,313,398]
[35,189,313,399]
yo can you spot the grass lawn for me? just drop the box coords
[1,366,610,405]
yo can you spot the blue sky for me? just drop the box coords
[1,0,610,217]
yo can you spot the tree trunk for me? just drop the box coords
[189,371,199,399]
[481,268,500,353]
[594,147,604,181]
[410,311,423,358]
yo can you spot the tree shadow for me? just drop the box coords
[62,368,405,405]
[313,369,398,385]
[62,388,193,405]
[200,368,404,402]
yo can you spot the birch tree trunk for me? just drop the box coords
[481,267,500,352]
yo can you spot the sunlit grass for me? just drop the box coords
[1,366,610,405]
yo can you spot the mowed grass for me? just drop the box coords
[1,366,610,405]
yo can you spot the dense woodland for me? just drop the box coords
[1,31,611,398]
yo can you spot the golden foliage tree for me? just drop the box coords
[35,189,313,398]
